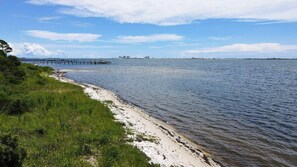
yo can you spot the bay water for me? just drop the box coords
[50,59,297,167]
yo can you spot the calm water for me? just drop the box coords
[51,59,297,167]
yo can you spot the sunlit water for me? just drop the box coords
[49,59,297,167]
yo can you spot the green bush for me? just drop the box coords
[0,56,25,84]
[0,50,5,57]
[5,99,29,115]
[7,56,21,66]
[35,76,47,85]
[4,70,26,84]
[0,92,30,115]
[0,134,26,167]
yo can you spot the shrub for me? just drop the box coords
[0,93,31,115]
[0,50,5,57]
[0,55,25,84]
[27,65,38,71]
[6,99,29,115]
[4,70,26,84]
[0,56,20,71]
[35,76,47,85]
[7,56,21,66]
[0,134,26,167]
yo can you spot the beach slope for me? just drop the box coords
[52,71,221,167]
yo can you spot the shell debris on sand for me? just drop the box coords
[50,71,221,167]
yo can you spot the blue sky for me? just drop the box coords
[1,0,297,58]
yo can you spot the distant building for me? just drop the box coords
[119,56,130,59]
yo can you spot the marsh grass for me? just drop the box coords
[0,64,159,167]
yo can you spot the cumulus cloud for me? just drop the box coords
[26,30,101,42]
[10,43,63,57]
[185,43,297,54]
[27,0,297,25]
[117,34,183,43]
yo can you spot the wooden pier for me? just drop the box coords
[21,58,111,65]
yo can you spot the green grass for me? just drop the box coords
[135,134,159,144]
[0,63,159,167]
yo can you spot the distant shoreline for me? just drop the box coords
[20,57,297,62]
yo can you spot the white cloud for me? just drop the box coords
[10,43,63,57]
[37,16,60,22]
[27,0,297,25]
[25,30,101,42]
[185,43,297,54]
[117,34,183,43]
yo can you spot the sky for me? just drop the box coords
[1,0,297,58]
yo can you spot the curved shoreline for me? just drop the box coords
[51,70,222,167]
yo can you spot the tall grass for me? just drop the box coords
[0,64,158,167]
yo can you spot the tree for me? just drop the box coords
[0,40,12,57]
[0,40,25,84]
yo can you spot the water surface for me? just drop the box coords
[50,59,297,167]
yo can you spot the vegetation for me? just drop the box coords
[0,40,158,166]
[0,134,26,167]
[0,40,13,57]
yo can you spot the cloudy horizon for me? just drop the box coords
[1,0,297,58]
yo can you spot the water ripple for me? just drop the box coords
[52,59,297,167]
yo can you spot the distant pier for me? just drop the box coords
[21,58,111,65]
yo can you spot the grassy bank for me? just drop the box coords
[0,59,158,166]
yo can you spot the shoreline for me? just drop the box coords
[51,70,222,167]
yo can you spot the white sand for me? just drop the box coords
[51,71,221,167]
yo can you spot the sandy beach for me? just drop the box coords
[51,70,221,167]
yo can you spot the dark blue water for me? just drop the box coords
[51,59,297,167]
